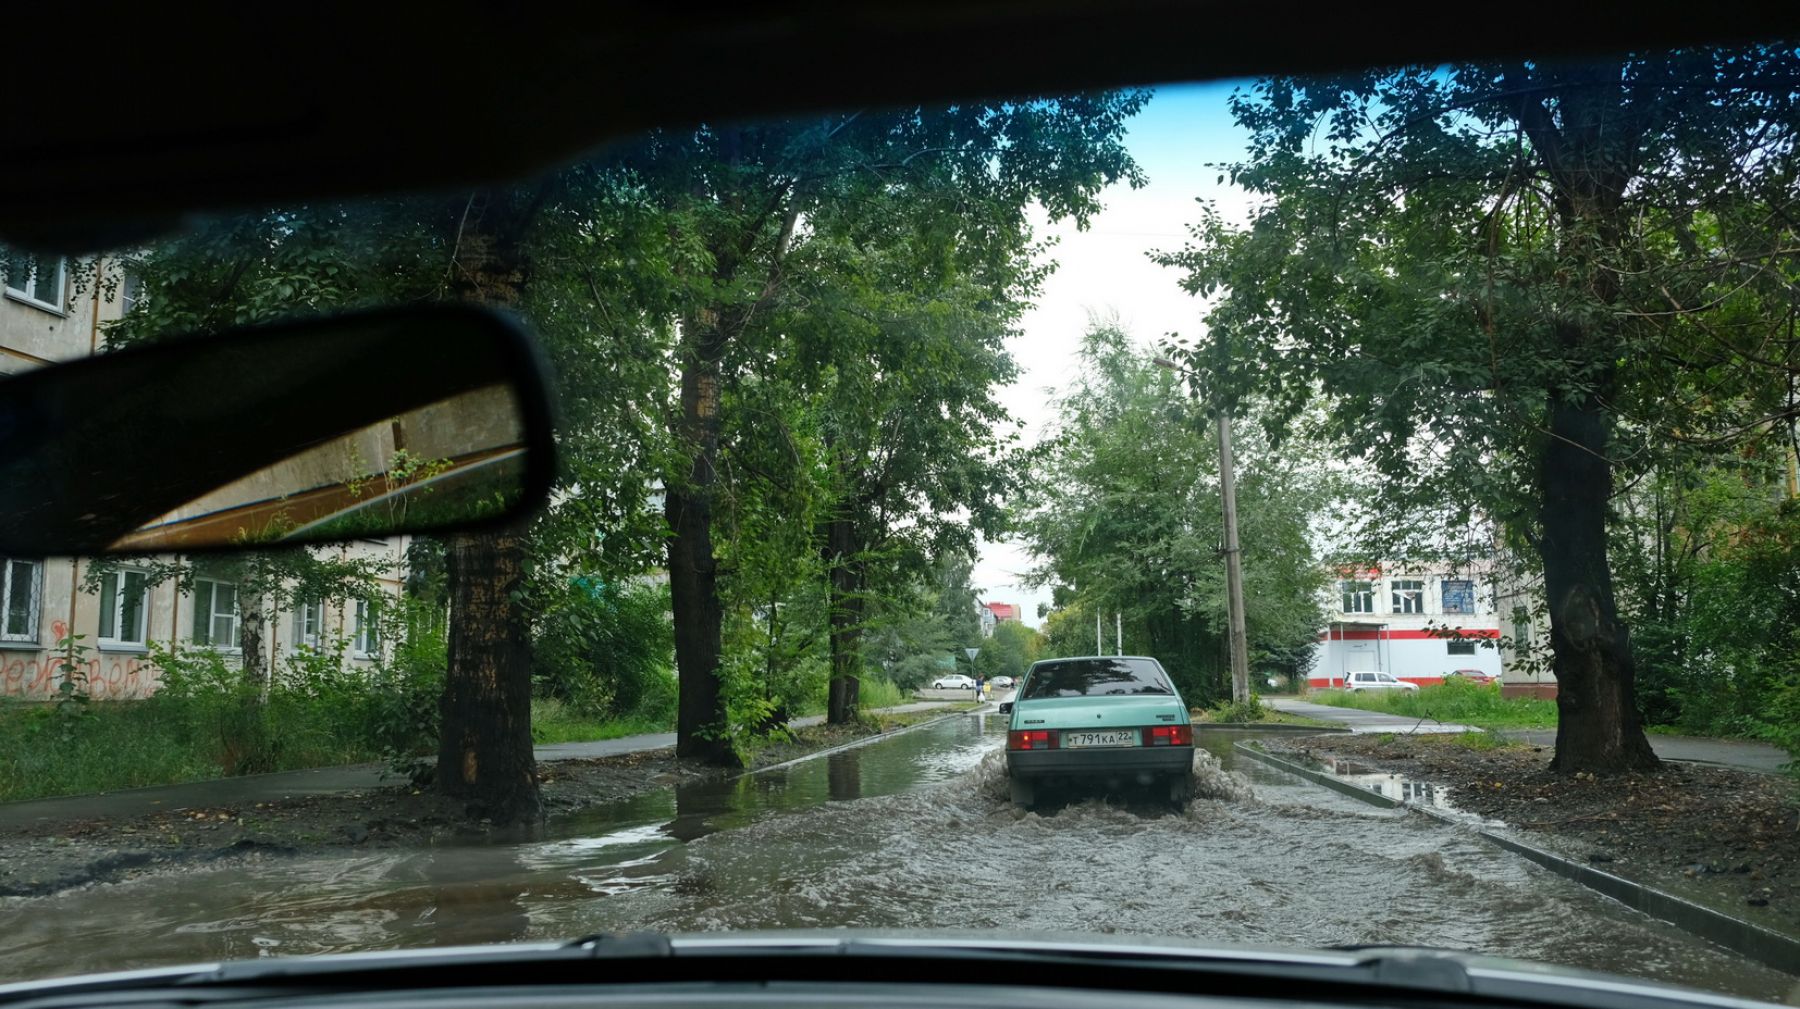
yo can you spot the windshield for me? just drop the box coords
[1021,658,1172,698]
[2,41,1798,1007]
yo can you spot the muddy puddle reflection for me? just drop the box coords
[4,714,1795,1004]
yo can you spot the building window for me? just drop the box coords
[2,558,43,644]
[353,598,379,657]
[1339,580,1374,614]
[191,579,241,649]
[1392,579,1425,614]
[120,266,147,316]
[3,252,68,314]
[294,598,325,649]
[1446,640,1476,656]
[1442,579,1476,615]
[98,569,150,648]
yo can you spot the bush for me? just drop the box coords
[858,676,905,711]
[1209,694,1266,723]
[534,579,675,723]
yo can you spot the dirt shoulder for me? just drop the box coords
[0,707,966,899]
[1265,734,1800,937]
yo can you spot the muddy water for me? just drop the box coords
[6,714,1797,1004]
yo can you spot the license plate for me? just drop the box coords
[1062,729,1137,748]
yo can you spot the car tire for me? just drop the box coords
[1009,777,1035,811]
[1167,772,1194,808]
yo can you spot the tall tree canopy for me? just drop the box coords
[1156,46,1800,770]
[1023,323,1329,703]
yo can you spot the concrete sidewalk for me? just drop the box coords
[1266,697,1478,734]
[1501,728,1791,775]
[0,701,962,832]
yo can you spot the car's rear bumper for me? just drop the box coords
[1007,744,1192,782]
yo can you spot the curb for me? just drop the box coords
[1233,741,1402,808]
[1233,741,1800,975]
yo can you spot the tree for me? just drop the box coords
[1022,322,1328,703]
[985,620,1042,680]
[1156,48,1800,771]
[780,216,1032,723]
[612,97,1149,757]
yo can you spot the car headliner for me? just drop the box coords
[4,4,1796,252]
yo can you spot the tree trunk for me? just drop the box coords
[436,526,542,822]
[238,583,267,700]
[1538,384,1660,773]
[434,189,547,821]
[825,515,862,725]
[668,315,741,766]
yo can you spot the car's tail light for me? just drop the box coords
[1008,729,1056,750]
[1145,724,1193,746]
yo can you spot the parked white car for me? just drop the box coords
[990,675,1015,689]
[931,674,975,690]
[1345,671,1418,693]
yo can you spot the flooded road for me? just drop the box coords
[7,712,1797,1003]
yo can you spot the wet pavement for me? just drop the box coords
[5,712,1797,1003]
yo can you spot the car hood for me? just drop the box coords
[1010,694,1186,729]
[0,930,1773,1009]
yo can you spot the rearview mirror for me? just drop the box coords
[0,305,554,555]
[998,701,1012,714]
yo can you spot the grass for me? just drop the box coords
[1308,680,1558,729]
[0,697,387,804]
[528,698,671,745]
[1190,705,1340,728]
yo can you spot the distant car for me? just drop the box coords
[990,675,1015,689]
[931,674,975,690]
[1001,656,1194,810]
[1344,671,1419,693]
[1444,669,1498,686]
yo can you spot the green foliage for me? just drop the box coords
[1312,680,1557,729]
[856,676,906,711]
[1209,694,1266,724]
[1022,322,1331,704]
[533,579,676,724]
[529,700,669,745]
[981,620,1042,680]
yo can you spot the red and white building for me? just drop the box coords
[1305,566,1503,688]
[977,601,1021,638]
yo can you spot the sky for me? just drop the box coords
[967,81,1259,627]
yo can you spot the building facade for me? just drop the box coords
[1305,565,1505,688]
[1,253,407,701]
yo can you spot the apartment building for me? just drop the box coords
[1305,564,1507,689]
[1,253,407,701]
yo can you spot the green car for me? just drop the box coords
[1000,656,1195,810]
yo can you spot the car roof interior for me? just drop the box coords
[5,3,1797,254]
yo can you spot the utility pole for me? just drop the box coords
[1217,408,1250,704]
[1115,612,1122,656]
[1095,612,1102,656]
[1155,356,1250,704]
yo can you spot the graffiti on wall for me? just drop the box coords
[0,621,163,700]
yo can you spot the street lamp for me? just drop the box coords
[1154,355,1251,705]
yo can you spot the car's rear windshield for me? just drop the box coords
[1020,658,1171,699]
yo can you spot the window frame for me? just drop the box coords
[294,598,325,650]
[1,557,44,645]
[1339,580,1375,614]
[3,253,69,315]
[98,567,151,650]
[191,578,241,651]
[1391,578,1425,615]
[352,598,379,658]
[1446,640,1477,656]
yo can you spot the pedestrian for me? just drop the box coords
[975,674,984,702]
